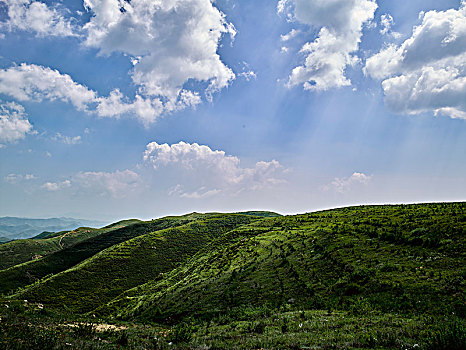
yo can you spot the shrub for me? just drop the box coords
[423,319,466,350]
[169,322,194,343]
[73,323,95,338]
[116,331,129,346]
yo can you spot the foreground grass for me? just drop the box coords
[1,301,464,350]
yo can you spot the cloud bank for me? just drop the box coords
[365,1,466,119]
[0,0,236,124]
[144,141,287,197]
[41,170,141,198]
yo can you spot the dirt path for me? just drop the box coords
[58,230,74,248]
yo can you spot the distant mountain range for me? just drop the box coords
[0,216,107,242]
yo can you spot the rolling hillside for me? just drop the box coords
[100,203,465,322]
[0,217,182,294]
[0,227,101,270]
[14,213,265,312]
[0,217,106,240]
[0,203,464,349]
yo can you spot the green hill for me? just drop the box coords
[0,217,187,294]
[0,216,106,240]
[99,203,465,322]
[0,227,102,270]
[14,213,263,312]
[0,203,464,349]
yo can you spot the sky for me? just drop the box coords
[0,0,465,221]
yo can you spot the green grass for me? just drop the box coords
[13,214,263,313]
[0,216,196,295]
[0,203,464,349]
[101,203,465,322]
[0,227,105,270]
[1,300,464,349]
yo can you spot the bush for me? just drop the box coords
[169,322,194,344]
[73,323,95,338]
[423,319,466,350]
[116,331,129,346]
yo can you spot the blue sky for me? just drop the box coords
[0,0,465,221]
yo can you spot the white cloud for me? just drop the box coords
[281,28,300,41]
[4,173,36,184]
[277,0,294,22]
[365,2,466,119]
[0,101,33,145]
[238,70,257,81]
[83,0,235,108]
[41,180,71,191]
[40,170,141,197]
[143,141,287,197]
[284,0,377,91]
[0,63,179,125]
[53,132,82,145]
[73,170,141,197]
[326,172,372,193]
[168,184,221,199]
[379,13,401,38]
[0,64,96,111]
[0,1,238,124]
[277,0,289,15]
[0,0,76,37]
[380,14,393,35]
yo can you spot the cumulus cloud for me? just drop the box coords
[325,172,372,193]
[0,0,237,125]
[380,13,395,35]
[41,180,71,191]
[82,0,235,116]
[0,0,76,37]
[365,2,466,119]
[143,141,287,197]
[40,170,141,197]
[0,101,33,145]
[0,63,194,125]
[283,0,377,91]
[0,64,96,111]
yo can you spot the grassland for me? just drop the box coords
[0,226,104,270]
[0,203,464,349]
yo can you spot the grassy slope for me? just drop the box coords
[0,227,104,270]
[0,217,201,295]
[12,214,263,313]
[99,203,465,321]
[0,203,465,350]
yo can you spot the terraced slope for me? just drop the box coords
[0,227,102,270]
[0,216,199,295]
[99,203,465,321]
[13,214,265,312]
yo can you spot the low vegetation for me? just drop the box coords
[0,203,464,349]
